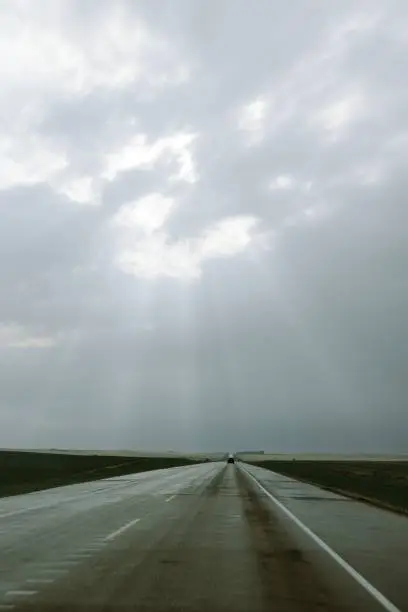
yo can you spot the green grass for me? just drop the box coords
[250,460,408,514]
[0,450,201,498]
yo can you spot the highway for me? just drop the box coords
[0,461,407,611]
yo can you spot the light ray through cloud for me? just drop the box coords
[0,1,407,452]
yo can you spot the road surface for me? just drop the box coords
[0,461,407,611]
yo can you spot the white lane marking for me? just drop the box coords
[26,578,54,584]
[105,518,140,542]
[0,508,42,520]
[0,464,215,521]
[0,605,15,610]
[0,466,214,532]
[51,560,78,567]
[242,467,401,612]
[165,495,176,502]
[5,590,37,597]
[68,553,91,559]
[0,494,88,520]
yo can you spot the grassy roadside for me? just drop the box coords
[0,450,201,498]
[249,460,408,515]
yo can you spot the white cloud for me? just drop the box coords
[281,198,337,232]
[269,175,295,190]
[316,92,365,141]
[103,132,198,183]
[117,234,200,281]
[231,10,380,154]
[0,2,191,202]
[103,134,163,180]
[0,135,67,190]
[56,176,99,205]
[114,193,176,235]
[170,134,198,184]
[237,96,267,144]
[197,216,259,258]
[0,3,181,101]
[0,324,58,349]
[115,214,262,281]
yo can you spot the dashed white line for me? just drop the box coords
[0,508,42,520]
[105,518,140,542]
[0,494,87,520]
[38,569,67,575]
[5,590,37,597]
[51,560,78,567]
[0,604,15,610]
[26,578,54,585]
[242,466,401,612]
[165,495,176,502]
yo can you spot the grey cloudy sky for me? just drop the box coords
[1,0,407,453]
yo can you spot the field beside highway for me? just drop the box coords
[0,449,202,497]
[248,458,408,514]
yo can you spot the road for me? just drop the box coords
[0,461,407,611]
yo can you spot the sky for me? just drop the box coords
[0,0,407,453]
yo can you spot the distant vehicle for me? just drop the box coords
[227,454,235,464]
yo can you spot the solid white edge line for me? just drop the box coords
[104,518,141,542]
[241,465,401,612]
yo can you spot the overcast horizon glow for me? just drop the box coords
[0,1,407,453]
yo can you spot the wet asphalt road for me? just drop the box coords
[0,461,407,611]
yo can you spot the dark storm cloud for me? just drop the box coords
[0,0,407,453]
